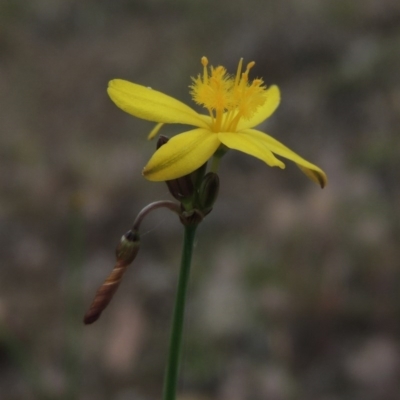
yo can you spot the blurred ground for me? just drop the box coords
[1,0,400,399]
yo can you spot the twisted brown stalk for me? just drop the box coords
[83,230,140,324]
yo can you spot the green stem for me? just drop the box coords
[210,146,228,173]
[210,155,221,173]
[163,224,197,400]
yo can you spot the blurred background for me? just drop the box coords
[1,0,400,399]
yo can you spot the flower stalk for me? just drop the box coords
[163,224,197,400]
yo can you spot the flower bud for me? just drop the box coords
[166,177,194,202]
[156,135,169,149]
[190,162,207,188]
[198,172,219,212]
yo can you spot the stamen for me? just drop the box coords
[246,61,255,73]
[201,56,208,67]
[201,57,209,84]
[241,61,256,85]
[227,112,242,132]
[223,109,236,130]
[234,58,243,87]
[240,72,247,86]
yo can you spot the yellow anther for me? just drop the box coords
[240,61,256,84]
[201,57,209,84]
[246,61,256,71]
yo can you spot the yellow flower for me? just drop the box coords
[107,57,327,188]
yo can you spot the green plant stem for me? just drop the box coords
[163,224,197,400]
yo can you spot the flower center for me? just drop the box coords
[190,57,267,132]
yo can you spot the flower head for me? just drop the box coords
[107,57,327,188]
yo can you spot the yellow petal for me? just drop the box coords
[218,131,285,168]
[197,113,213,126]
[108,80,208,128]
[143,129,220,181]
[236,85,281,130]
[243,129,327,188]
